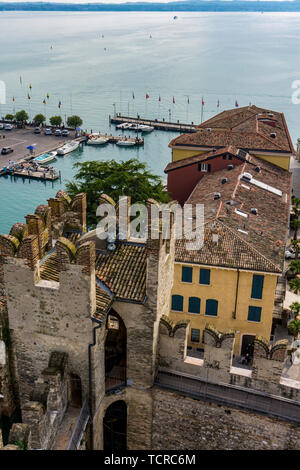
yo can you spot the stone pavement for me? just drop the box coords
[52,405,80,450]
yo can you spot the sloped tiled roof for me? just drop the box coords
[95,242,147,303]
[175,154,292,273]
[169,105,294,154]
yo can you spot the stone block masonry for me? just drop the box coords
[152,389,300,450]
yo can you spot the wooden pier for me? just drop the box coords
[85,133,144,146]
[1,168,60,181]
[109,115,198,133]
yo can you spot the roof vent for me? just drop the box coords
[255,166,260,172]
[214,192,221,200]
[206,128,211,132]
[221,178,228,184]
[251,208,258,215]
[227,164,234,171]
[270,132,276,138]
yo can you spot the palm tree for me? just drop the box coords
[289,278,300,294]
[291,219,300,240]
[288,319,300,339]
[289,302,300,318]
[290,260,300,275]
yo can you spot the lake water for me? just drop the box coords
[0,11,300,233]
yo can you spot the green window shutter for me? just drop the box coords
[248,306,262,322]
[251,274,264,299]
[191,328,200,342]
[171,295,183,311]
[182,266,193,283]
[200,268,210,285]
[205,299,218,316]
[188,297,201,314]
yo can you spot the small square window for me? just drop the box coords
[191,328,200,343]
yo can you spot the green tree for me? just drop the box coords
[67,115,83,129]
[289,278,300,294]
[290,302,300,318]
[288,319,300,339]
[49,115,62,127]
[33,114,46,125]
[15,110,28,122]
[66,159,170,228]
[5,113,14,121]
[290,260,300,275]
[291,218,300,240]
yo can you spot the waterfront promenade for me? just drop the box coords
[0,126,77,167]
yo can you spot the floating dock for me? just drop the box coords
[109,115,198,133]
[0,168,60,181]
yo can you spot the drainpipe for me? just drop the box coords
[233,269,240,319]
[88,321,101,450]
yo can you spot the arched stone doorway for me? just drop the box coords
[70,373,82,408]
[105,311,126,392]
[103,400,127,450]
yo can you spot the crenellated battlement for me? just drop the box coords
[158,319,300,401]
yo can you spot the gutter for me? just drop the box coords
[233,269,240,319]
[88,321,102,449]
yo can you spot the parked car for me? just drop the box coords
[34,127,41,134]
[61,129,69,137]
[0,123,4,129]
[54,129,62,136]
[5,124,13,130]
[1,147,13,155]
[44,128,52,135]
[285,249,296,260]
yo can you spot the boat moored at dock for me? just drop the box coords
[33,151,57,164]
[57,140,80,155]
[86,136,109,145]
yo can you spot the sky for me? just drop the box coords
[0,0,295,3]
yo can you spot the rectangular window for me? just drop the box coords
[191,328,200,343]
[182,266,193,283]
[199,268,210,285]
[171,295,183,312]
[198,163,211,172]
[251,274,264,299]
[248,306,262,322]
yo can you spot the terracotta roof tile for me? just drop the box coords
[95,242,147,303]
[169,105,294,154]
[175,155,292,273]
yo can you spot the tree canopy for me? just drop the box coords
[66,159,170,228]
[67,115,83,129]
[5,114,15,121]
[34,114,46,125]
[15,110,28,122]
[50,115,62,127]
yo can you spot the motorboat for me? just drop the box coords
[139,125,154,133]
[116,140,135,147]
[57,140,80,155]
[33,151,57,164]
[116,122,131,130]
[86,136,109,145]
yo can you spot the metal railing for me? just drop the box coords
[155,368,300,424]
[67,397,89,450]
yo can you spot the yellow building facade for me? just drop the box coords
[171,146,291,171]
[169,262,278,355]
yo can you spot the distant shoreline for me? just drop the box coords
[2,2,300,13]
